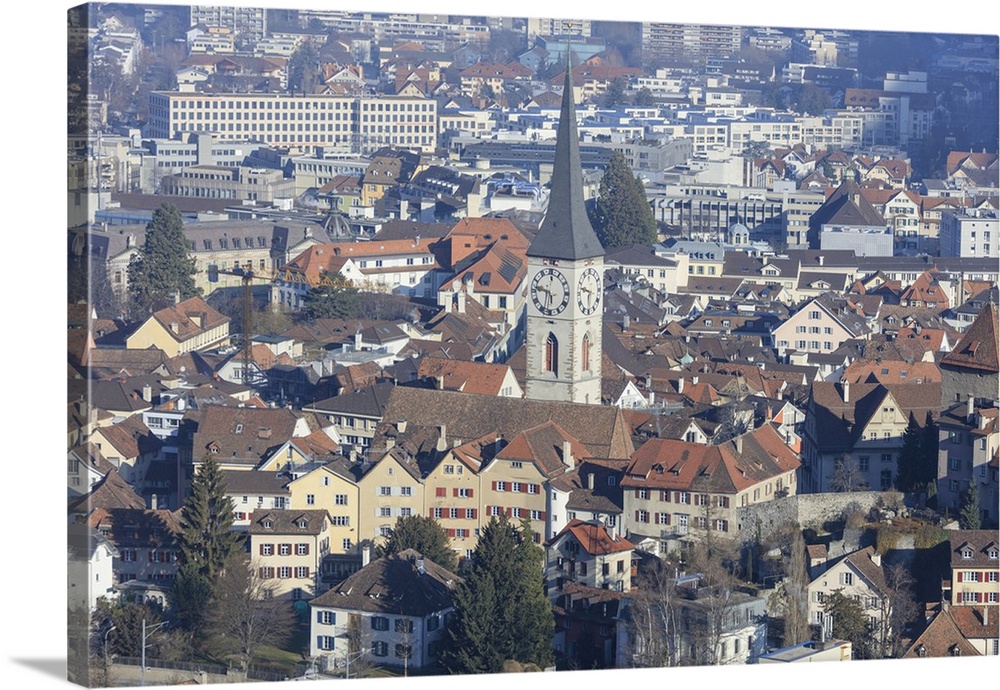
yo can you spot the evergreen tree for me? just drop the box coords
[823,589,876,659]
[917,412,939,488]
[302,271,361,320]
[177,456,244,580]
[287,39,320,96]
[959,481,982,530]
[378,515,457,572]
[589,152,658,248]
[170,563,214,634]
[127,203,199,314]
[895,414,922,492]
[441,514,553,674]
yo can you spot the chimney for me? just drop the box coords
[818,255,825,266]
[150,494,158,510]
[841,378,850,403]
[436,424,447,452]
[587,473,595,490]
[126,234,134,249]
[397,419,407,433]
[169,322,179,334]
[984,606,989,626]
[735,435,743,454]
[354,330,363,351]
[141,384,152,403]
[678,377,685,394]
[362,544,371,567]
[386,437,396,450]
[692,375,699,386]
[967,395,975,423]
[562,440,573,469]
[870,550,882,567]
[456,290,466,314]
[623,313,630,330]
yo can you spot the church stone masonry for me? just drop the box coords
[524,68,605,405]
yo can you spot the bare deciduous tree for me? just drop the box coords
[830,457,869,492]
[209,555,296,671]
[625,557,680,667]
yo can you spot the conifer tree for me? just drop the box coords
[441,514,553,673]
[379,515,457,572]
[127,203,199,314]
[589,152,658,248]
[959,481,982,530]
[177,456,243,580]
[895,414,922,492]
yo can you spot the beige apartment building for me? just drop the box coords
[356,450,426,546]
[285,460,362,556]
[247,509,334,601]
[772,293,870,356]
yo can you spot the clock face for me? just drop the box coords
[530,267,570,316]
[577,268,601,316]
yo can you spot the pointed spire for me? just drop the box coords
[527,58,604,261]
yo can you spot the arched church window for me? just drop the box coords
[545,333,558,376]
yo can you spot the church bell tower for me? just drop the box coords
[524,67,604,405]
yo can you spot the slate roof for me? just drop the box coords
[940,302,999,373]
[310,549,460,616]
[549,459,627,515]
[814,180,886,228]
[87,507,183,549]
[949,530,1000,569]
[190,405,302,465]
[807,381,941,453]
[527,67,603,261]
[68,469,147,516]
[221,469,290,495]
[248,508,332,536]
[308,381,396,418]
[96,415,162,459]
[372,387,634,460]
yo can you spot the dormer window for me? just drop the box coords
[988,547,998,560]
[961,547,974,560]
[297,519,308,529]
[262,519,273,529]
[235,424,243,434]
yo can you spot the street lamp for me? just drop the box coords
[102,625,117,678]
[141,618,169,686]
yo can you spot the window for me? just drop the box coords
[841,572,854,586]
[636,488,649,500]
[296,543,309,556]
[545,333,558,375]
[317,635,336,651]
[950,457,962,472]
[379,486,392,496]
[395,619,414,633]
[372,641,388,657]
[636,510,649,523]
[582,334,592,372]
[395,643,411,659]
[342,538,352,550]
[295,566,310,578]
[380,507,392,517]
[880,470,892,490]
[859,457,869,472]
[317,610,336,625]
[371,616,389,631]
[261,544,274,556]
[335,494,348,505]
[306,494,315,505]
[279,544,291,556]
[400,486,412,497]
[278,566,291,579]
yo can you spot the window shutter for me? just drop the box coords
[635,510,640,522]
[453,488,459,497]
[317,611,323,623]
[259,544,265,556]
[304,567,310,578]
[447,529,456,538]
[722,521,729,532]
[492,481,497,491]
[540,511,547,520]
[506,507,512,516]
[468,488,474,497]
[262,568,268,579]
[436,487,446,497]
[429,508,435,517]
[317,636,323,650]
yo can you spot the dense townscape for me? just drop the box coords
[67,4,999,686]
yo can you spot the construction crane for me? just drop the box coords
[207,261,260,387]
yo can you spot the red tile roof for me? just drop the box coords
[551,518,634,556]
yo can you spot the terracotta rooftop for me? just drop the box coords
[548,518,634,556]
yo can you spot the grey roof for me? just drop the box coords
[526,69,604,261]
[310,549,459,616]
[307,381,396,418]
[221,469,290,495]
